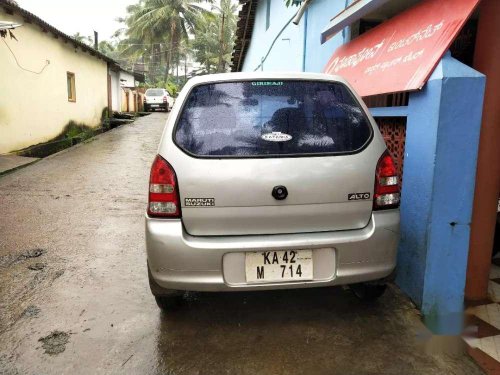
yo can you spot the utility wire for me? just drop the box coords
[253,10,299,72]
[2,39,50,74]
[115,44,187,57]
[115,49,172,58]
[114,42,167,46]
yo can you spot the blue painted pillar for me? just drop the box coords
[396,53,486,334]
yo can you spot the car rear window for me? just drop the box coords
[174,80,372,157]
[146,89,164,96]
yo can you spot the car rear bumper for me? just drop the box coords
[145,210,399,292]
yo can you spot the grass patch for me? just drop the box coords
[14,107,130,158]
[16,121,100,158]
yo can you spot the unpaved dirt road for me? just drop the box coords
[0,113,482,374]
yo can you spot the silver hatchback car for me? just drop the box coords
[145,72,400,309]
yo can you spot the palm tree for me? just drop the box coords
[115,2,164,81]
[175,38,191,83]
[192,12,219,73]
[129,0,211,82]
[214,0,238,72]
[192,0,237,74]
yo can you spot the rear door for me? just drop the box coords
[168,79,385,236]
[145,89,164,104]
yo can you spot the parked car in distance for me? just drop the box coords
[144,88,174,112]
[145,72,400,310]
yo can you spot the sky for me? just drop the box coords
[17,1,228,42]
[18,0,133,41]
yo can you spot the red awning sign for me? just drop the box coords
[323,0,480,97]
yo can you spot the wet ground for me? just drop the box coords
[0,113,483,374]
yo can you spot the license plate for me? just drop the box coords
[151,104,159,107]
[245,250,313,283]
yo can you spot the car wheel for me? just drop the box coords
[148,263,183,310]
[349,283,387,302]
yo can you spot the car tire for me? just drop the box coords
[147,263,183,310]
[349,282,387,302]
[154,295,183,310]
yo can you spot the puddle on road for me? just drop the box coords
[38,331,70,355]
[0,248,47,268]
[0,246,67,335]
[52,269,64,280]
[21,305,41,318]
[17,248,46,262]
[27,262,46,271]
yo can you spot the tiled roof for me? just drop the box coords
[0,0,117,65]
[231,0,258,72]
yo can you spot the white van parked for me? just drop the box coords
[144,88,174,112]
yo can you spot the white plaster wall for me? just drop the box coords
[110,70,120,112]
[119,71,135,88]
[0,10,109,154]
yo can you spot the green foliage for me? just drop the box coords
[166,81,179,96]
[101,107,110,121]
[63,121,95,140]
[71,33,120,61]
[116,0,213,83]
[192,0,237,74]
[154,79,180,96]
[105,0,238,82]
[284,0,302,6]
[72,32,93,46]
[97,40,119,58]
[73,0,238,85]
[16,121,101,158]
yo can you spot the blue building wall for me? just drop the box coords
[239,1,486,334]
[242,1,304,72]
[303,0,347,72]
[241,0,347,73]
[396,54,485,333]
[369,56,485,334]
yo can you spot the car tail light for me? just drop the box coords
[148,155,181,217]
[373,151,400,210]
[163,96,168,102]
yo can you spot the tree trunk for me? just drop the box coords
[218,13,225,73]
[155,43,162,83]
[184,55,187,81]
[164,42,171,83]
[165,34,175,83]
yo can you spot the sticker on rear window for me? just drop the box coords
[251,81,283,86]
[185,198,215,207]
[261,132,293,142]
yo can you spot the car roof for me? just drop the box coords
[186,72,348,86]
